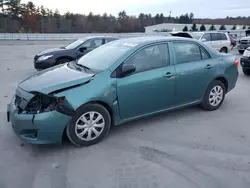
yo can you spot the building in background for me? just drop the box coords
[144,23,248,40]
[144,23,246,33]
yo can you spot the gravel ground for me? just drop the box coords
[0,41,250,188]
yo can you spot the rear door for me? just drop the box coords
[210,33,221,51]
[173,41,217,105]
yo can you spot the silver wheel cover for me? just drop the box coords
[75,111,105,141]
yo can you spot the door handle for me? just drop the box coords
[164,72,174,78]
[205,64,213,69]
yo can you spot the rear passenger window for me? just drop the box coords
[211,33,220,41]
[173,43,201,64]
[173,42,210,64]
[220,33,227,40]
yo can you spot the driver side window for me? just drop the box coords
[80,39,103,49]
[124,43,170,74]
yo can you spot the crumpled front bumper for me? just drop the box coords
[7,97,72,144]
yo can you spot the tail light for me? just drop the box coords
[234,59,239,67]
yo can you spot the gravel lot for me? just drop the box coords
[0,41,250,188]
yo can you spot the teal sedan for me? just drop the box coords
[7,36,239,146]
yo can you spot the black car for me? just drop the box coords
[34,36,119,70]
[240,47,250,75]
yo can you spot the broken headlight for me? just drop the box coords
[23,92,66,114]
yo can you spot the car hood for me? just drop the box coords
[19,64,94,94]
[36,47,67,56]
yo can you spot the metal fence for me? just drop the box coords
[0,31,246,41]
[0,33,166,41]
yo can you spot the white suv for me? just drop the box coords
[170,31,232,53]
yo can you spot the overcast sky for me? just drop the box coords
[22,0,250,18]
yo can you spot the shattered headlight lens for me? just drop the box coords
[23,93,64,114]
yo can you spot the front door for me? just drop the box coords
[173,41,217,105]
[116,43,176,119]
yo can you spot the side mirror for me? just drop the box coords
[79,47,87,52]
[201,38,207,42]
[121,64,136,77]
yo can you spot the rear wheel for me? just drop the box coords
[220,47,228,53]
[201,80,226,111]
[239,50,244,54]
[66,103,111,147]
[242,68,250,75]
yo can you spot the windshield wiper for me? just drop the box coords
[76,63,90,70]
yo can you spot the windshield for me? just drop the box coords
[190,33,203,40]
[77,41,135,71]
[64,39,85,49]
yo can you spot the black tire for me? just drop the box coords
[242,68,250,75]
[220,47,228,53]
[56,58,71,65]
[201,80,226,111]
[239,50,244,54]
[66,103,111,147]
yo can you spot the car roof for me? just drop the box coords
[114,36,197,46]
[79,36,118,40]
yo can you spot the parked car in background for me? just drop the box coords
[240,47,250,75]
[170,31,232,53]
[7,36,238,146]
[33,36,119,70]
[237,36,250,54]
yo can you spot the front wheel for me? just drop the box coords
[201,80,226,111]
[56,58,71,65]
[66,103,111,147]
[243,68,250,75]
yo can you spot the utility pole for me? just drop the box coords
[168,10,172,23]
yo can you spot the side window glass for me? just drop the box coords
[201,34,211,41]
[211,33,220,41]
[124,43,170,73]
[173,42,202,64]
[80,39,103,49]
[200,47,210,60]
[220,33,227,40]
[105,38,115,43]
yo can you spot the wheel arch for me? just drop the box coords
[56,56,74,63]
[88,101,114,124]
[220,46,228,53]
[214,76,228,92]
[62,100,114,142]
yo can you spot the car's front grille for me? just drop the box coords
[240,40,250,44]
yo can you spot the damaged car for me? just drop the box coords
[7,36,239,147]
